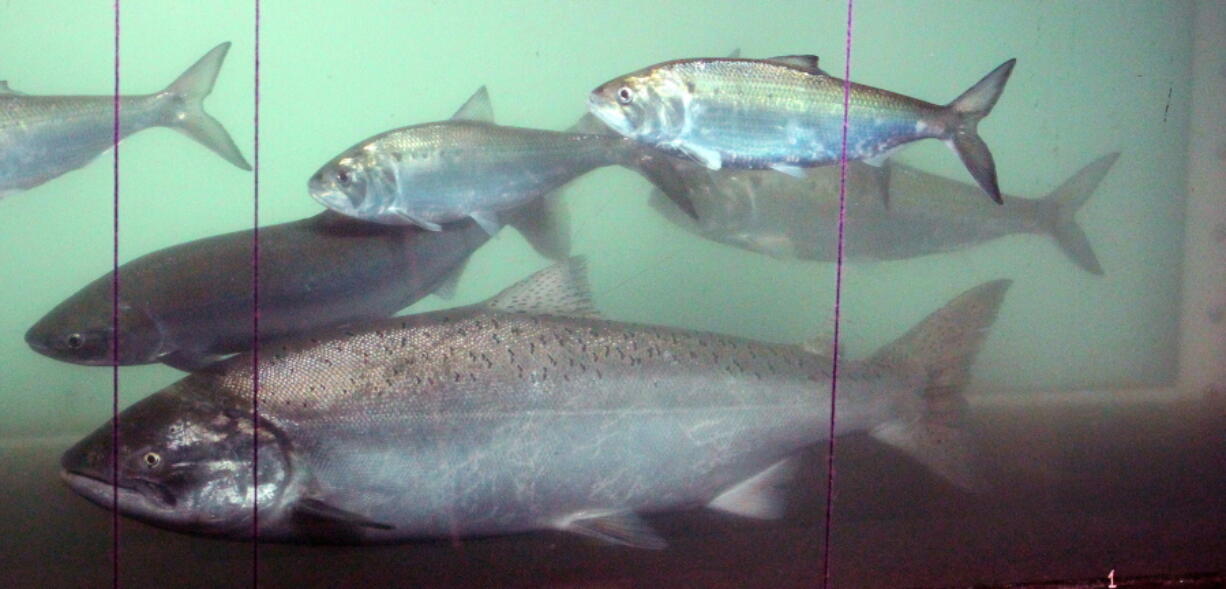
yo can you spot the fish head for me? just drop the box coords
[60,381,291,536]
[25,294,168,365]
[588,65,689,145]
[309,151,380,219]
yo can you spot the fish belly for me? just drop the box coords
[285,375,833,541]
[0,97,156,192]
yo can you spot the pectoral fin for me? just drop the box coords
[160,351,230,372]
[293,498,393,530]
[678,143,724,171]
[557,510,666,550]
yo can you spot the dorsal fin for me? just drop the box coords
[451,86,494,122]
[0,81,22,95]
[726,48,741,58]
[766,54,826,75]
[485,257,599,318]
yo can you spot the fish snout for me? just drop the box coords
[23,324,53,356]
[309,169,366,214]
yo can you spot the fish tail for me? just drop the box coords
[625,146,699,220]
[865,279,1012,491]
[504,191,572,261]
[943,59,1016,205]
[1037,153,1120,276]
[158,42,252,171]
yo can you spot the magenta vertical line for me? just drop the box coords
[110,2,121,589]
[821,0,854,587]
[251,0,262,586]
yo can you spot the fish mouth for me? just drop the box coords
[61,469,177,512]
[309,186,362,216]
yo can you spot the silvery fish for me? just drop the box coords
[0,42,250,197]
[25,209,530,371]
[649,153,1120,274]
[588,55,1015,204]
[309,86,695,234]
[61,259,1010,547]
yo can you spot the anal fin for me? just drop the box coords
[557,510,666,550]
[470,210,502,235]
[769,163,808,179]
[707,456,799,519]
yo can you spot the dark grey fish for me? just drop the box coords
[24,210,520,370]
[0,42,249,198]
[649,153,1120,274]
[309,86,696,233]
[61,259,1010,547]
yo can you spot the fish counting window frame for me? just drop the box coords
[27,1,1219,588]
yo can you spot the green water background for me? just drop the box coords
[0,0,1192,437]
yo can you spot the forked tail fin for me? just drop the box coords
[1037,152,1120,275]
[866,279,1013,491]
[159,42,252,171]
[504,191,572,261]
[573,113,700,220]
[944,59,1016,205]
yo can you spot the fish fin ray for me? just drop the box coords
[470,210,502,235]
[678,142,724,171]
[432,257,470,300]
[631,152,699,219]
[766,54,826,75]
[388,209,442,231]
[866,279,1012,491]
[557,510,667,550]
[485,256,599,318]
[567,112,617,135]
[943,59,1016,204]
[160,351,230,372]
[451,86,494,123]
[1040,152,1119,275]
[707,456,799,519]
[769,163,808,178]
[504,193,571,261]
[161,42,251,170]
[292,498,394,530]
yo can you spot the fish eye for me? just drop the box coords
[142,452,162,469]
[336,169,352,186]
[617,87,632,105]
[65,333,84,349]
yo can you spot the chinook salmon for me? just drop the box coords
[61,259,1010,547]
[309,86,696,234]
[649,153,1120,274]
[0,42,250,197]
[588,55,1015,204]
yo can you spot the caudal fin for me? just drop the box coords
[1038,153,1120,275]
[504,191,572,261]
[160,42,252,170]
[630,149,699,220]
[866,280,1012,491]
[944,59,1016,205]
